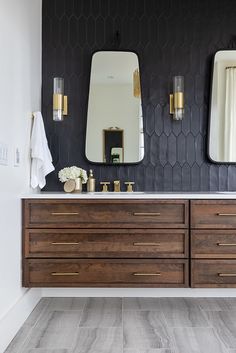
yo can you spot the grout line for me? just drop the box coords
[70,297,88,350]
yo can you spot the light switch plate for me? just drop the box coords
[0,142,8,166]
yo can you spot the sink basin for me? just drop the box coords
[215,191,236,194]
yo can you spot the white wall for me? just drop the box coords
[0,0,42,349]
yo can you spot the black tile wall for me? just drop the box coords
[42,0,236,192]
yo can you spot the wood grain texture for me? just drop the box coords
[191,260,236,287]
[24,259,189,288]
[191,230,236,259]
[191,200,236,229]
[25,228,188,259]
[23,199,189,229]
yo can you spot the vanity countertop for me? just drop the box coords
[21,191,236,199]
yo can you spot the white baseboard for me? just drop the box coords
[42,287,236,298]
[0,288,41,353]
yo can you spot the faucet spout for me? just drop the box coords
[114,180,120,192]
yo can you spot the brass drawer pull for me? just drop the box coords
[133,242,160,246]
[217,213,236,216]
[51,242,80,245]
[133,272,161,276]
[218,273,236,277]
[51,212,79,216]
[133,212,161,216]
[51,272,79,276]
[217,243,236,246]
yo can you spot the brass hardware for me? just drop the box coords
[226,66,236,69]
[170,92,184,114]
[124,182,135,192]
[217,213,236,216]
[133,212,161,216]
[53,94,63,110]
[133,242,160,246]
[100,182,110,192]
[174,92,184,108]
[133,273,161,276]
[218,273,236,277]
[169,94,174,114]
[53,94,68,116]
[133,68,141,98]
[217,243,236,246]
[51,212,79,216]
[51,242,80,245]
[114,180,121,192]
[63,95,68,115]
[51,272,80,276]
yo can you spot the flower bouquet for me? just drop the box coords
[58,166,88,192]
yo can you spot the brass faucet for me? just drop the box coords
[114,180,120,192]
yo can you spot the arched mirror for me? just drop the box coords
[85,51,144,164]
[209,50,236,163]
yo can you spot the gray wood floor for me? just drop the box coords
[5,297,236,353]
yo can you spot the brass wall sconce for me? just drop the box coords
[53,77,68,121]
[133,68,141,98]
[170,76,184,120]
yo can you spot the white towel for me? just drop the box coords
[30,112,55,189]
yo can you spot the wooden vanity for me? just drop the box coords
[22,196,236,288]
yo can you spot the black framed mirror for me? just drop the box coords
[208,50,236,163]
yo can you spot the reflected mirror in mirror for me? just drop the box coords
[209,50,236,163]
[85,51,144,164]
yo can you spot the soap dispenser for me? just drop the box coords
[87,169,96,192]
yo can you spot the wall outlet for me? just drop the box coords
[14,147,20,167]
[0,142,8,166]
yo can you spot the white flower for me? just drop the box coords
[58,166,88,184]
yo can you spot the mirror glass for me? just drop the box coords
[209,50,236,162]
[85,51,144,164]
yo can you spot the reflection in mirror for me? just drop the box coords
[209,50,236,162]
[86,51,144,164]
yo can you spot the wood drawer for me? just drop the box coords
[24,229,188,258]
[23,259,189,287]
[23,199,189,229]
[191,200,236,229]
[191,230,236,258]
[192,260,236,287]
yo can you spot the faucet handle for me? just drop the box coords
[124,182,135,192]
[100,182,110,192]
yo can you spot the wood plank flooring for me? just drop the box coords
[5,297,236,353]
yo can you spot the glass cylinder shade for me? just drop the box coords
[53,77,64,121]
[173,76,184,120]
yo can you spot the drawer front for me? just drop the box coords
[191,230,236,258]
[192,260,236,287]
[25,229,188,258]
[23,199,188,229]
[24,259,189,287]
[191,200,236,229]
